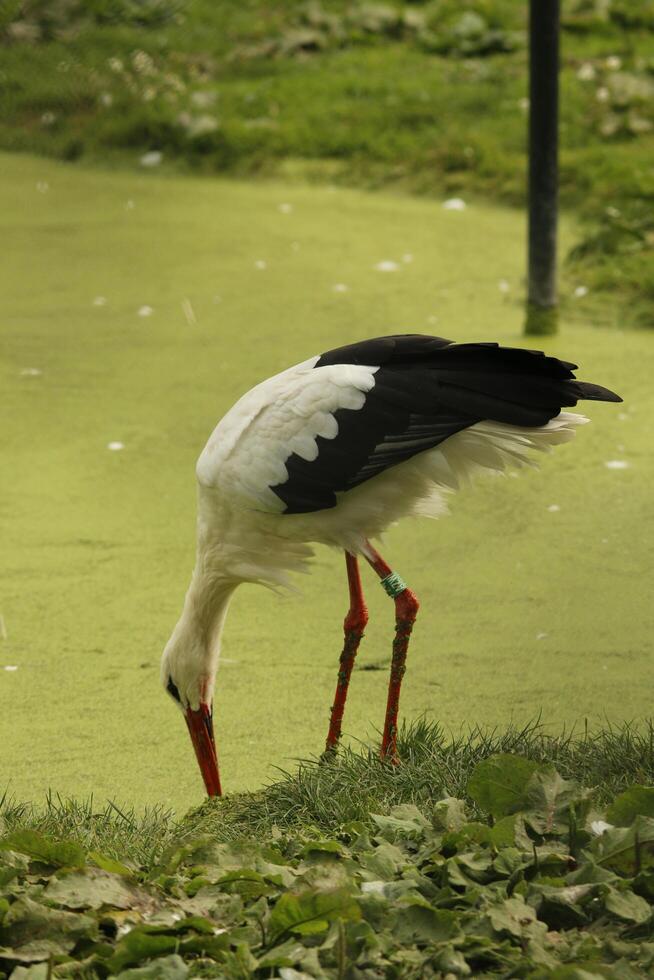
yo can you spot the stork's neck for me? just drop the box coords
[164,562,238,709]
[181,567,236,650]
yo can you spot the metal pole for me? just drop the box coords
[525,0,560,335]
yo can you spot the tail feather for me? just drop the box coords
[430,346,621,426]
[572,381,622,403]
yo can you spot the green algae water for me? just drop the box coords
[0,154,650,813]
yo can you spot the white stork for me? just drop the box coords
[160,334,621,796]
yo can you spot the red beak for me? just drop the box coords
[185,704,222,797]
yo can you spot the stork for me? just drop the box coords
[160,334,621,796]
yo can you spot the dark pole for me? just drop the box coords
[525,0,560,335]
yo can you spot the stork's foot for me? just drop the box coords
[319,744,338,764]
[380,745,401,767]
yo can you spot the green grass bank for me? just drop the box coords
[1,0,654,323]
[0,152,651,813]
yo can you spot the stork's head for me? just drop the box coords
[161,634,222,797]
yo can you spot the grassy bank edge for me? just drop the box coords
[3,719,654,866]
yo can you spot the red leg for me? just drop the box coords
[364,542,420,763]
[325,552,369,753]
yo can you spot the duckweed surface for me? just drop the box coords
[0,153,651,811]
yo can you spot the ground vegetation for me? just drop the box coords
[1,1,653,322]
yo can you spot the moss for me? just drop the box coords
[525,303,559,336]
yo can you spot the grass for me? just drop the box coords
[185,717,654,845]
[2,719,654,861]
[0,0,653,322]
[0,150,651,812]
[0,794,173,869]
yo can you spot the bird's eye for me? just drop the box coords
[166,677,181,703]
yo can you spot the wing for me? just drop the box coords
[198,334,622,515]
[274,334,620,513]
[195,357,378,512]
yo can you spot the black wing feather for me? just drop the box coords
[271,334,621,514]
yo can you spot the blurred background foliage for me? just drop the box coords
[1,0,653,324]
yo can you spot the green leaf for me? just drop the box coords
[0,866,19,888]
[526,883,593,929]
[486,896,540,939]
[89,851,134,877]
[566,859,617,885]
[107,930,179,973]
[178,933,230,958]
[445,822,492,849]
[216,868,272,898]
[390,804,430,825]
[607,785,654,826]
[540,967,606,979]
[524,769,592,836]
[455,850,494,882]
[175,884,242,923]
[4,965,51,979]
[433,946,471,976]
[432,797,467,833]
[0,941,66,965]
[276,969,314,980]
[591,816,654,876]
[467,754,540,818]
[183,875,211,897]
[218,941,259,976]
[257,939,312,970]
[137,916,217,936]
[299,839,345,858]
[371,806,429,842]
[604,885,652,924]
[268,888,360,944]
[152,840,199,876]
[632,870,654,899]
[114,954,189,979]
[43,868,141,910]
[0,896,96,962]
[357,841,405,881]
[490,815,517,848]
[0,830,85,869]
[393,904,459,944]
[445,853,491,890]
[492,846,527,879]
